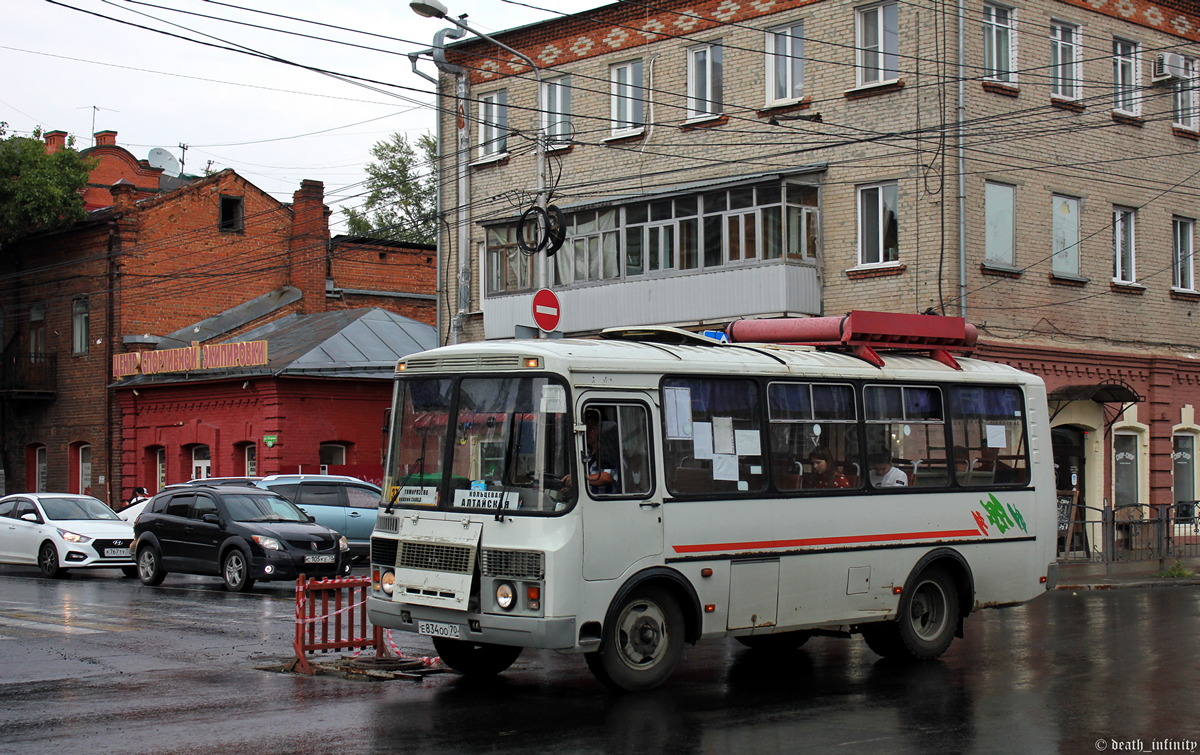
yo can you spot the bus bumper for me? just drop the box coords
[368,596,578,650]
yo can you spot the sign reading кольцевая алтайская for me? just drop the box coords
[112,341,268,378]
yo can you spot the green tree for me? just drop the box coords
[345,132,437,245]
[0,124,94,246]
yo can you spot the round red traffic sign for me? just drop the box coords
[531,288,561,332]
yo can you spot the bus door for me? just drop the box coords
[578,397,663,581]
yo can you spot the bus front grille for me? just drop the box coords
[481,549,545,579]
[375,514,400,534]
[371,537,398,565]
[398,541,473,574]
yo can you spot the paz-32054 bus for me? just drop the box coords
[366,312,1057,691]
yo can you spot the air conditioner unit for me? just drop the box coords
[1152,52,1188,82]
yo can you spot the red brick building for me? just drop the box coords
[0,132,438,503]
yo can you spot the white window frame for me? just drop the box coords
[78,444,91,496]
[610,60,645,136]
[1051,194,1081,277]
[1049,21,1080,99]
[687,41,724,120]
[1173,57,1198,130]
[1113,38,1140,115]
[857,182,899,266]
[1113,430,1143,509]
[72,296,89,355]
[36,446,47,492]
[856,2,899,87]
[982,3,1016,83]
[1113,206,1136,284]
[1173,432,1198,508]
[478,90,508,159]
[766,21,805,106]
[1174,216,1195,292]
[244,444,257,477]
[320,443,347,475]
[984,182,1016,266]
[541,76,572,145]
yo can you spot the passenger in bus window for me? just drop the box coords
[809,447,851,489]
[868,451,908,488]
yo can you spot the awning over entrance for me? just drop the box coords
[1048,379,1145,432]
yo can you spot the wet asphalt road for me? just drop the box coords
[2,566,1200,754]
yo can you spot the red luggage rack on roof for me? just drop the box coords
[725,310,978,370]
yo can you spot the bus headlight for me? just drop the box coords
[381,570,395,595]
[496,581,516,610]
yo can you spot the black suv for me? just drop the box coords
[131,484,351,591]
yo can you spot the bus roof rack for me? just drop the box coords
[725,311,978,369]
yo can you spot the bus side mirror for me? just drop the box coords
[382,408,391,435]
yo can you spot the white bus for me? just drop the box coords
[367,313,1057,691]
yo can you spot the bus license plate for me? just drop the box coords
[104,548,130,558]
[304,555,335,564]
[417,620,460,639]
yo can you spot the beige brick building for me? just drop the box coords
[415,0,1200,543]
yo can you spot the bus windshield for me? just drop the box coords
[386,375,575,514]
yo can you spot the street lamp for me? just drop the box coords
[408,0,550,298]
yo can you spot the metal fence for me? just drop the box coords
[1058,501,1200,571]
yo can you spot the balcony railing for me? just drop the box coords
[0,352,57,397]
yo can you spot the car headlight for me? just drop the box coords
[57,528,91,544]
[338,536,349,552]
[252,535,283,551]
[496,581,515,611]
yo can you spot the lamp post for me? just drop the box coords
[410,1,550,337]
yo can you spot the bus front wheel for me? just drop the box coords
[863,566,959,660]
[586,585,684,691]
[433,638,522,676]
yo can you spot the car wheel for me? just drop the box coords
[222,549,255,592]
[432,638,522,676]
[585,585,685,691]
[137,545,166,586]
[38,542,64,579]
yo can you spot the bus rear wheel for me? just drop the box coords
[863,567,959,660]
[586,585,684,691]
[432,638,522,676]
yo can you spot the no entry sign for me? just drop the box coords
[532,288,561,332]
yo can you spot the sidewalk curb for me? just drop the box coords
[1054,578,1200,591]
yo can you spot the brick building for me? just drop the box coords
[415,0,1200,540]
[0,132,438,503]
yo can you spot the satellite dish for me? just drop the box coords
[147,147,181,175]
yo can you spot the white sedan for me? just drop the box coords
[0,493,137,578]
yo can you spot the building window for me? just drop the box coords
[219,195,244,232]
[72,297,89,355]
[29,303,45,355]
[766,21,805,105]
[1050,21,1080,99]
[984,182,1015,266]
[1174,434,1197,509]
[857,182,899,266]
[541,76,572,145]
[687,41,723,119]
[479,90,509,158]
[610,60,645,135]
[1173,57,1198,130]
[244,444,257,477]
[485,224,532,294]
[1113,432,1140,509]
[554,209,620,285]
[1113,206,1136,284]
[1174,217,1195,291]
[1113,38,1140,115]
[156,447,166,492]
[319,443,347,474]
[192,445,211,480]
[35,445,47,492]
[982,4,1015,83]
[1051,194,1081,277]
[857,2,899,86]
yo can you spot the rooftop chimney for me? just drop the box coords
[44,130,68,154]
[111,179,137,213]
[94,130,118,147]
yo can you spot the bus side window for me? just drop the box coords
[584,403,652,498]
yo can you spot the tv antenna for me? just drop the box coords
[75,106,119,143]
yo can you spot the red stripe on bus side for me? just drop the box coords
[671,529,984,554]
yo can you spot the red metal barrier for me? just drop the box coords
[290,574,386,675]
